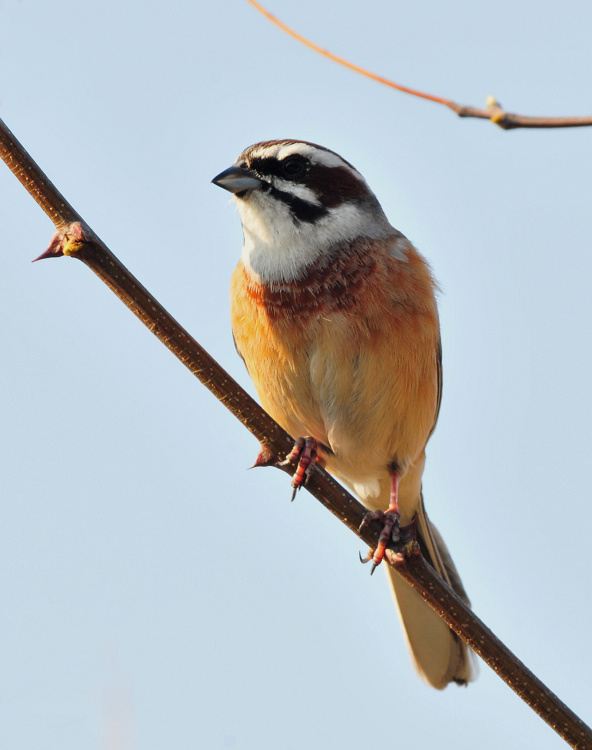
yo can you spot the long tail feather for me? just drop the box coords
[386,495,477,689]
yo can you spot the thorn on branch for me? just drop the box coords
[33,221,90,262]
[251,443,277,468]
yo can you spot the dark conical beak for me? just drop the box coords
[211,165,264,194]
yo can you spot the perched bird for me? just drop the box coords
[212,140,476,689]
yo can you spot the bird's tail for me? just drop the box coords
[385,495,477,689]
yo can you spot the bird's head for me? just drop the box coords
[212,140,397,284]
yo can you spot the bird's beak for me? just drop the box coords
[211,165,264,194]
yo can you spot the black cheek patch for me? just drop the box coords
[266,185,328,224]
[308,165,367,208]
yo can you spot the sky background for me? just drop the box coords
[1,1,591,748]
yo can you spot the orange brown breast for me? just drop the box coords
[230,237,441,515]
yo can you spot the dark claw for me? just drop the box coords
[358,509,403,574]
[358,509,382,534]
[283,437,319,502]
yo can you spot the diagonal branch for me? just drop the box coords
[1,117,591,749]
[247,0,592,131]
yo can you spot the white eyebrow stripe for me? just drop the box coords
[244,142,363,179]
[276,143,350,169]
[246,146,271,160]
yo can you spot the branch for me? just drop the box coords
[247,0,592,131]
[1,117,591,749]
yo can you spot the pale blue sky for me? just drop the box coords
[1,1,591,748]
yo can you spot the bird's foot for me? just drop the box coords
[278,436,320,501]
[358,513,418,574]
[358,509,402,574]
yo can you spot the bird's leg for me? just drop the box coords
[359,468,401,575]
[279,436,320,501]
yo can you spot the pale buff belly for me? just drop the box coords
[238,311,438,522]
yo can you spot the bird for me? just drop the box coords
[212,139,476,689]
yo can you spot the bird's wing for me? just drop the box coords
[427,336,443,441]
[232,331,249,373]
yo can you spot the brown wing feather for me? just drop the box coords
[427,336,443,441]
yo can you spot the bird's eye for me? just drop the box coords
[281,155,307,179]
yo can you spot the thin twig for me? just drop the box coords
[1,117,591,749]
[247,0,592,131]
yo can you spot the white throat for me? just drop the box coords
[235,192,394,284]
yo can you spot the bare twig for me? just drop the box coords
[247,0,592,131]
[1,117,591,748]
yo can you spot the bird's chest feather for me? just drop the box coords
[230,248,439,481]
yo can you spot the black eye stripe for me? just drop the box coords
[281,155,307,179]
[249,156,366,206]
[250,156,309,182]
